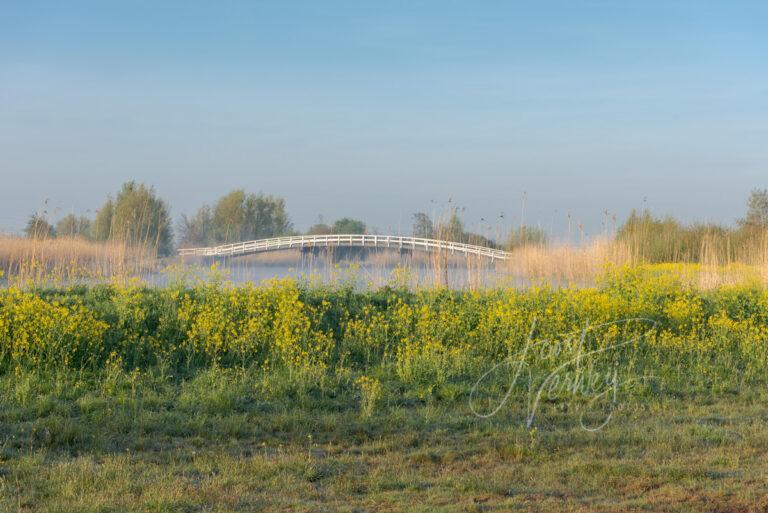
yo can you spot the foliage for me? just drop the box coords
[306,222,333,235]
[304,217,366,236]
[431,211,497,247]
[2,267,768,388]
[355,375,381,419]
[331,217,366,234]
[4,268,768,511]
[114,182,173,254]
[740,187,768,229]
[616,209,730,263]
[178,204,214,246]
[618,189,768,263]
[55,214,92,239]
[180,190,293,246]
[464,231,496,248]
[506,224,547,249]
[435,212,465,242]
[92,182,174,255]
[412,212,434,238]
[24,214,55,239]
[91,197,114,241]
[0,288,108,370]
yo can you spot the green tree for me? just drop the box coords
[181,190,293,245]
[307,223,333,235]
[24,214,55,239]
[332,218,366,234]
[92,198,114,242]
[208,190,293,244]
[466,232,497,248]
[212,190,247,243]
[244,193,292,239]
[436,212,465,242]
[95,182,173,255]
[179,205,214,247]
[740,188,768,229]
[411,213,434,238]
[56,214,92,239]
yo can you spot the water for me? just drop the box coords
[1,252,537,290]
[151,259,528,290]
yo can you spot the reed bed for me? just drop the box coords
[500,238,632,286]
[0,235,156,287]
[7,232,768,290]
[500,236,768,289]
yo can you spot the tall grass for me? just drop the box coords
[617,209,768,266]
[7,230,768,290]
[0,235,156,287]
[501,237,632,286]
[502,237,768,289]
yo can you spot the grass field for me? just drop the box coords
[3,370,768,512]
[2,265,768,511]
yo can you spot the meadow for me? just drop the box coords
[2,264,768,511]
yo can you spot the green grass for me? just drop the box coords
[4,274,768,511]
[2,368,768,512]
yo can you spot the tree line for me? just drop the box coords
[23,182,370,256]
[25,182,768,260]
[26,182,175,255]
[20,181,557,256]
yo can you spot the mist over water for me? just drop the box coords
[129,244,538,290]
[156,257,524,290]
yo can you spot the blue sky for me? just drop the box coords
[1,1,767,239]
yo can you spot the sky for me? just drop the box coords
[1,1,767,240]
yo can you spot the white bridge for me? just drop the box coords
[178,234,510,261]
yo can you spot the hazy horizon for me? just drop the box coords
[2,1,767,239]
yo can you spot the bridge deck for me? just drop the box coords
[178,234,510,260]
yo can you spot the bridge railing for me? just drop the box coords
[178,234,510,260]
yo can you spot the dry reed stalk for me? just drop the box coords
[501,238,633,286]
[0,235,155,287]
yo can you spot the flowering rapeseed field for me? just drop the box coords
[1,265,767,388]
